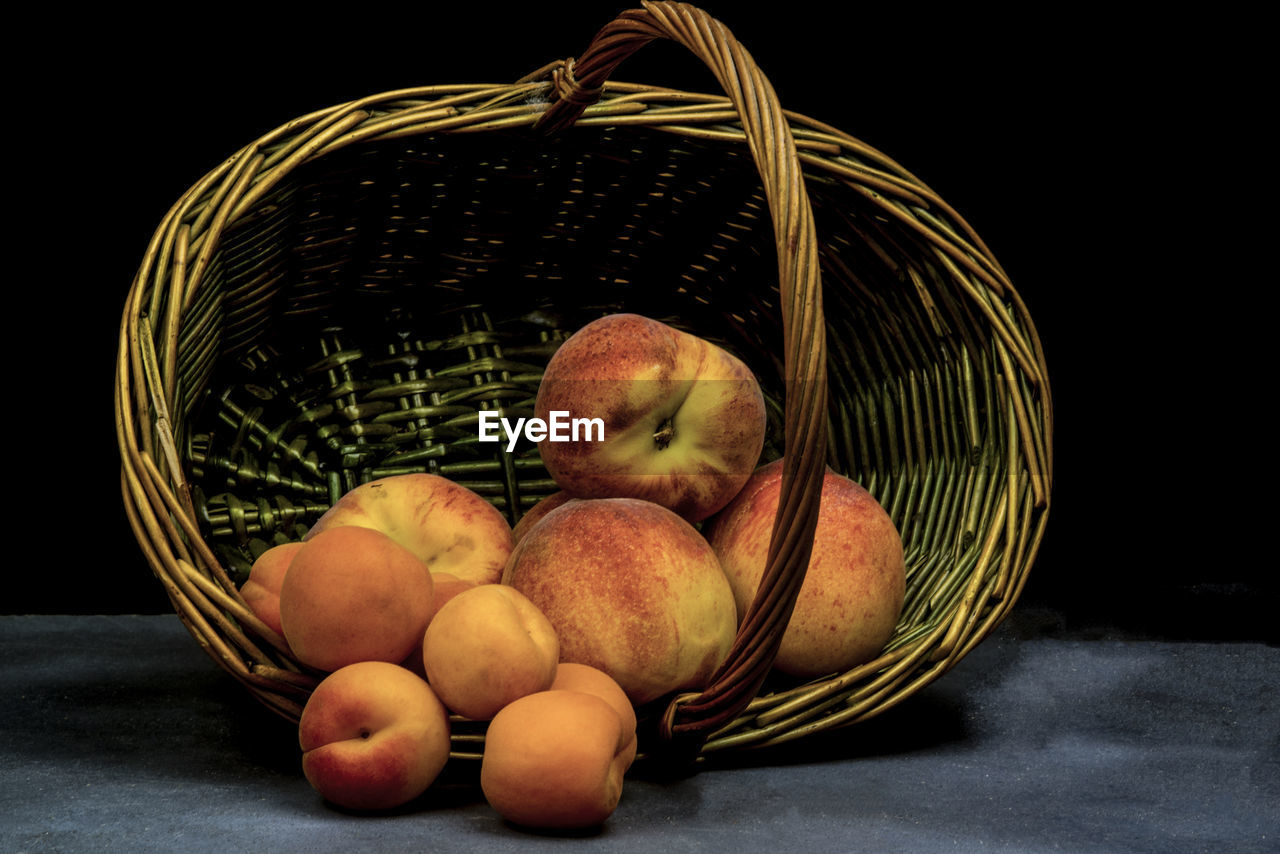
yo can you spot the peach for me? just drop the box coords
[241,541,304,637]
[551,663,638,771]
[512,490,574,544]
[502,497,737,706]
[422,584,559,720]
[534,313,767,522]
[305,473,513,585]
[481,690,629,830]
[279,525,435,672]
[705,459,906,677]
[299,661,450,811]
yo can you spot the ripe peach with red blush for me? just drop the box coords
[503,497,737,706]
[534,313,767,523]
[705,459,906,677]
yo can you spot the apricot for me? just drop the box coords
[299,661,450,811]
[481,690,629,830]
[422,584,559,720]
[241,541,304,637]
[279,526,435,672]
[550,663,638,771]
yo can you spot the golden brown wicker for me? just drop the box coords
[115,2,1051,765]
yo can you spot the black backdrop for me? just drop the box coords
[15,4,1268,642]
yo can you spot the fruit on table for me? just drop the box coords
[705,459,906,677]
[534,313,767,523]
[241,541,304,637]
[421,584,559,721]
[550,662,638,771]
[279,525,435,672]
[304,473,514,585]
[480,689,631,830]
[503,497,737,706]
[299,661,450,811]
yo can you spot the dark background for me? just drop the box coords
[13,4,1267,642]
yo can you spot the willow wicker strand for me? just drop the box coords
[115,2,1051,764]
[534,1,829,749]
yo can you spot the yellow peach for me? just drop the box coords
[427,571,478,619]
[305,473,513,585]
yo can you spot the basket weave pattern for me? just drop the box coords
[116,2,1051,761]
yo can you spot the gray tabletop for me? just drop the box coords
[3,614,1276,853]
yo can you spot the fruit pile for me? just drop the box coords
[238,312,906,830]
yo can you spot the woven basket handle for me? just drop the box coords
[533,1,829,762]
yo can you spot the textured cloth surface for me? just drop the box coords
[2,615,1277,853]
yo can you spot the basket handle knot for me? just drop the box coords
[550,57,603,108]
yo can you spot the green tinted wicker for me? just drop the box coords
[116,1,1051,764]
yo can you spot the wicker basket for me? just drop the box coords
[116,2,1051,765]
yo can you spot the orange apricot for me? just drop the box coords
[299,661,450,811]
[422,584,558,720]
[279,526,435,672]
[241,541,304,637]
[481,690,629,830]
[550,663,638,770]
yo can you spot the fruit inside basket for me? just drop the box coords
[117,2,1051,779]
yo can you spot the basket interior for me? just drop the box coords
[178,122,1011,656]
